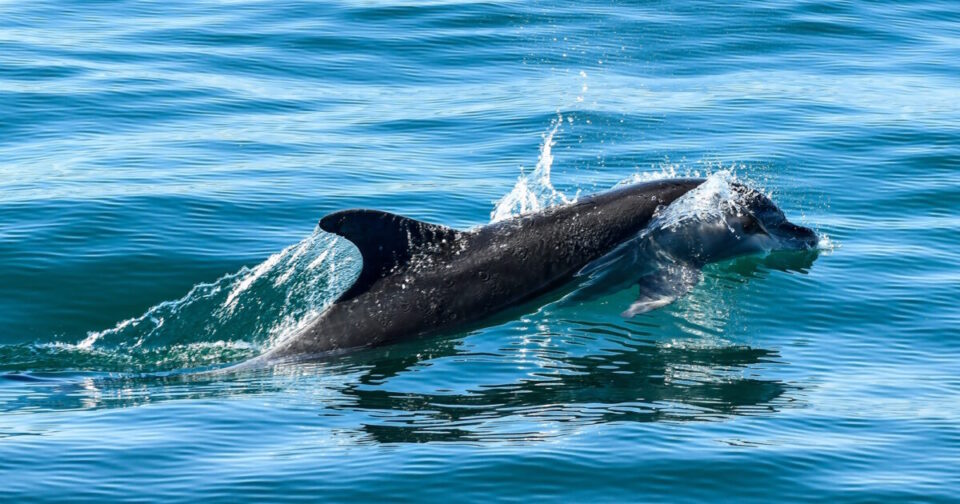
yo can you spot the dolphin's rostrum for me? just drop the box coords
[256,178,816,364]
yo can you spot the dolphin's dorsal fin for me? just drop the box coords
[319,209,461,302]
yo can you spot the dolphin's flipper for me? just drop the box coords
[319,210,461,302]
[621,264,702,317]
[567,237,659,303]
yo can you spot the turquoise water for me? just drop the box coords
[2,0,959,501]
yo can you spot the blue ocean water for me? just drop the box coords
[2,0,959,501]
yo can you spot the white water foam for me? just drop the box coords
[79,231,358,355]
[490,114,577,222]
[644,170,752,234]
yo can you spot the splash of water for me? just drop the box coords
[35,230,360,372]
[643,170,753,234]
[490,114,577,222]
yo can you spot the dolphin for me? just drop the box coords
[247,178,816,365]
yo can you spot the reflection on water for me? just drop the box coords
[1,333,793,444]
[343,339,790,443]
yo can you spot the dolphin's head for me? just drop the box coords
[681,185,818,266]
[727,185,818,253]
[648,182,818,265]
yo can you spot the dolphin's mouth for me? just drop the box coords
[770,221,818,249]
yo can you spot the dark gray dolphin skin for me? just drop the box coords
[251,178,816,365]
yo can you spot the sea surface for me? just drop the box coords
[2,1,959,502]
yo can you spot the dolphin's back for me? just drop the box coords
[264,178,705,360]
